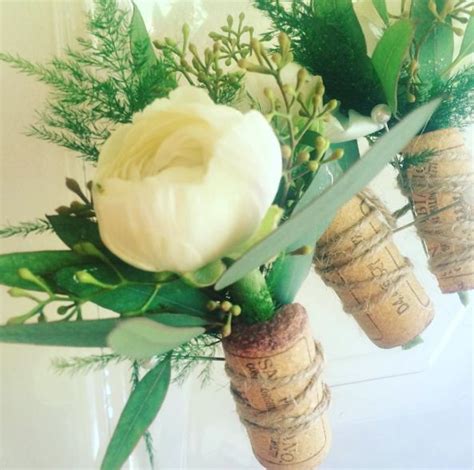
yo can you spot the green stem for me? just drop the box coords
[229,269,275,324]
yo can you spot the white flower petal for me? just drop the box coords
[93,87,282,273]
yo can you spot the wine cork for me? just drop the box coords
[223,304,331,470]
[402,128,474,293]
[314,192,434,348]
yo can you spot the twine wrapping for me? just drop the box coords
[313,192,434,348]
[401,128,474,293]
[223,304,332,469]
[225,341,330,434]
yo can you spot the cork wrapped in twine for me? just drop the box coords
[314,191,434,348]
[401,128,474,293]
[223,304,331,470]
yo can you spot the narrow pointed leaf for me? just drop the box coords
[372,19,414,113]
[216,99,440,290]
[107,318,205,359]
[129,3,157,73]
[0,313,211,347]
[372,0,389,26]
[101,357,171,470]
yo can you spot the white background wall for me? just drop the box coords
[0,1,472,469]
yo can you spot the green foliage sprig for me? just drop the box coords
[154,14,253,104]
[0,0,176,163]
[0,219,52,238]
[254,0,385,114]
[416,64,474,131]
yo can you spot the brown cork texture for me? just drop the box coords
[314,193,434,348]
[223,304,331,469]
[402,128,474,293]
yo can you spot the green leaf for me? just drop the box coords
[372,19,415,113]
[48,215,101,248]
[0,250,88,291]
[418,23,453,83]
[267,253,314,306]
[449,15,474,73]
[216,99,440,290]
[372,0,389,26]
[129,3,157,74]
[151,313,211,328]
[458,15,474,61]
[54,265,211,316]
[0,313,210,347]
[107,318,205,359]
[101,357,171,470]
[182,259,226,288]
[48,215,155,283]
[266,149,358,305]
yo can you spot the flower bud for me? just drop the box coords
[297,151,310,164]
[74,270,115,289]
[296,68,308,89]
[221,300,232,312]
[281,145,292,160]
[315,136,329,155]
[307,160,319,173]
[230,305,242,316]
[328,148,345,161]
[324,99,338,113]
[207,300,220,311]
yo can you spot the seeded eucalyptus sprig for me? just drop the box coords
[237,33,341,214]
[154,15,250,105]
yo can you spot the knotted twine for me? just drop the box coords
[314,190,413,316]
[225,341,330,434]
[399,134,474,283]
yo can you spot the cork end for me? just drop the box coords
[403,128,464,154]
[223,303,309,357]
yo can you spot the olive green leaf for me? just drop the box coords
[101,357,171,470]
[216,99,440,290]
[0,313,210,347]
[372,19,415,113]
[107,318,205,359]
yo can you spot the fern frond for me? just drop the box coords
[51,353,124,375]
[0,0,176,164]
[0,219,52,238]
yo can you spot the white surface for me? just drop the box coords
[0,1,473,469]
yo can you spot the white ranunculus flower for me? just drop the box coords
[93,87,282,273]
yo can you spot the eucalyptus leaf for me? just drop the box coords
[418,22,453,83]
[372,19,414,113]
[101,357,171,470]
[372,0,389,26]
[0,250,89,291]
[0,313,211,347]
[216,99,440,290]
[107,318,205,359]
[267,253,314,306]
[54,265,210,316]
[449,15,474,73]
[458,15,474,61]
[182,259,226,287]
